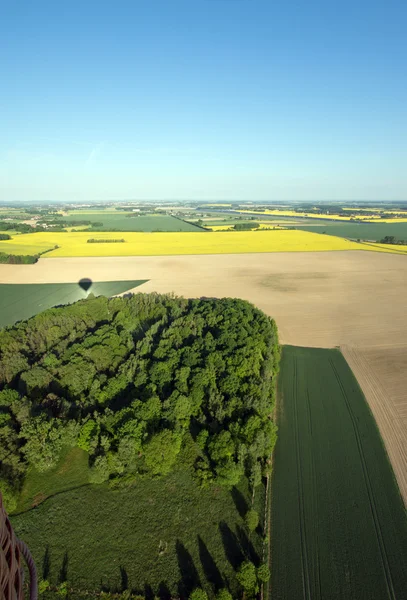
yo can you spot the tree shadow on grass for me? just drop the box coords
[231,486,248,519]
[144,583,154,600]
[120,566,128,591]
[42,545,50,580]
[58,551,69,584]
[176,540,201,599]
[219,522,244,570]
[157,581,172,600]
[198,536,223,592]
[236,525,260,566]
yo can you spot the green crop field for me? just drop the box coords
[0,280,147,328]
[63,213,203,232]
[294,221,407,241]
[270,346,407,600]
[11,439,265,598]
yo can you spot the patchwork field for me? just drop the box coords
[237,208,407,223]
[0,229,400,257]
[0,251,405,348]
[62,213,201,232]
[2,250,405,510]
[0,280,147,328]
[270,346,407,600]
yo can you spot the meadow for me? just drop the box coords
[12,452,265,598]
[270,346,407,600]
[0,280,146,327]
[63,212,202,232]
[0,230,368,257]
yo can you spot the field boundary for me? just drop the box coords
[341,346,407,506]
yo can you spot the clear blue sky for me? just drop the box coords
[1,0,406,202]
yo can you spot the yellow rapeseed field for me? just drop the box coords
[2,230,406,257]
[238,209,407,223]
[359,242,407,255]
[0,230,364,257]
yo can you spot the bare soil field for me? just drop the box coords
[1,250,406,346]
[1,250,406,502]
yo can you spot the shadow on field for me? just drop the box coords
[42,545,50,580]
[219,522,244,569]
[58,551,69,584]
[120,566,128,591]
[176,540,201,598]
[78,278,93,293]
[236,525,259,566]
[198,536,223,592]
[157,581,172,600]
[144,583,154,600]
[231,486,248,518]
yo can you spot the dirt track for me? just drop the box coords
[1,250,406,502]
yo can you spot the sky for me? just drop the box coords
[1,0,406,202]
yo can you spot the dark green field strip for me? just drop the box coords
[294,221,407,241]
[270,346,407,600]
[0,280,147,328]
[62,214,203,232]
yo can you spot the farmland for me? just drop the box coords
[0,229,389,257]
[62,212,202,232]
[342,346,407,504]
[270,346,407,600]
[0,280,147,328]
[1,251,406,350]
[236,208,407,223]
[294,221,407,242]
[5,295,276,598]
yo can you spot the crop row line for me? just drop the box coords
[292,357,312,600]
[329,358,396,600]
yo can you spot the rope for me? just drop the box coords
[17,540,38,600]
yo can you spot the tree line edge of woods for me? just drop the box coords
[0,293,280,512]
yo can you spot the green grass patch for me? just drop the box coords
[11,440,265,598]
[16,447,90,512]
[0,280,147,328]
[63,213,203,232]
[270,346,407,600]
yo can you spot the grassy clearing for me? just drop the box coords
[270,346,407,600]
[0,280,147,328]
[11,440,265,598]
[16,447,90,512]
[0,230,364,257]
[63,213,202,232]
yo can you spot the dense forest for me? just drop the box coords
[0,294,279,511]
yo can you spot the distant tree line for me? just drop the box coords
[0,294,279,511]
[379,235,406,245]
[0,252,38,264]
[232,223,260,231]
